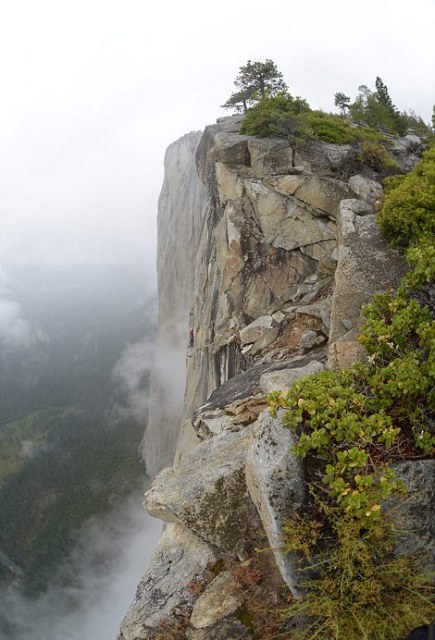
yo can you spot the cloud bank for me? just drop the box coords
[0,489,162,640]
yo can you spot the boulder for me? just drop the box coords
[188,617,251,640]
[294,141,352,176]
[118,523,217,639]
[208,133,251,166]
[145,430,254,556]
[296,297,332,331]
[240,315,276,345]
[294,175,352,217]
[247,138,294,176]
[265,174,306,196]
[215,163,245,204]
[348,174,383,204]
[245,410,306,595]
[388,459,435,567]
[190,571,241,630]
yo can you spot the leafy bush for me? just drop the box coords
[268,233,435,637]
[240,93,310,137]
[303,111,382,145]
[377,146,435,249]
[240,96,404,178]
[355,139,400,173]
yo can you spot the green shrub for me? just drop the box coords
[241,97,385,147]
[240,93,310,138]
[355,139,400,174]
[268,235,434,637]
[377,146,435,249]
[281,506,434,640]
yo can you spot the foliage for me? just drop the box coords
[334,92,351,115]
[349,81,408,136]
[0,407,146,593]
[401,109,433,138]
[222,59,287,113]
[377,145,435,249]
[281,507,434,640]
[269,184,435,636]
[0,270,156,596]
[241,97,385,146]
[355,139,400,173]
[240,93,310,137]
[270,249,434,519]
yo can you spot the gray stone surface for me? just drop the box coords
[240,315,276,345]
[118,523,216,639]
[188,617,251,640]
[294,175,351,216]
[248,138,294,175]
[328,202,407,368]
[388,459,435,568]
[145,430,254,556]
[296,297,332,331]
[348,174,383,204]
[142,131,208,477]
[245,411,306,595]
[190,571,241,629]
[121,126,428,640]
[259,360,324,394]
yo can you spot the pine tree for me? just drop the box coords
[334,92,351,115]
[375,77,396,112]
[222,59,287,113]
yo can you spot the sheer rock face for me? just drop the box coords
[120,120,430,640]
[142,131,208,477]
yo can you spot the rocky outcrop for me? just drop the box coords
[328,198,408,369]
[119,120,430,639]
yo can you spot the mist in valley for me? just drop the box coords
[0,264,162,639]
[0,490,162,640]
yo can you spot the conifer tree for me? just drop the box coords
[222,59,287,113]
[334,91,351,115]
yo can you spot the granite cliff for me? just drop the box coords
[120,118,433,639]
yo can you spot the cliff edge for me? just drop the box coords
[121,119,433,639]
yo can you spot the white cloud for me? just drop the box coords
[111,336,154,422]
[0,490,162,640]
[0,299,33,348]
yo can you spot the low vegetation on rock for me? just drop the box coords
[377,146,435,249]
[223,60,433,175]
[268,145,435,638]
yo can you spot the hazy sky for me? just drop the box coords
[1,0,434,269]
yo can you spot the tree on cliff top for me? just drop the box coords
[222,59,287,113]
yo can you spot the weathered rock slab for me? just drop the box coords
[240,315,277,345]
[294,175,351,217]
[248,138,294,176]
[328,202,407,368]
[259,360,324,394]
[145,430,254,556]
[118,523,216,639]
[245,410,306,595]
[348,174,383,204]
[388,459,435,568]
[190,571,241,629]
[188,617,251,640]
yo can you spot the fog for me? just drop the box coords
[0,1,434,637]
[0,491,162,640]
[112,335,156,423]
